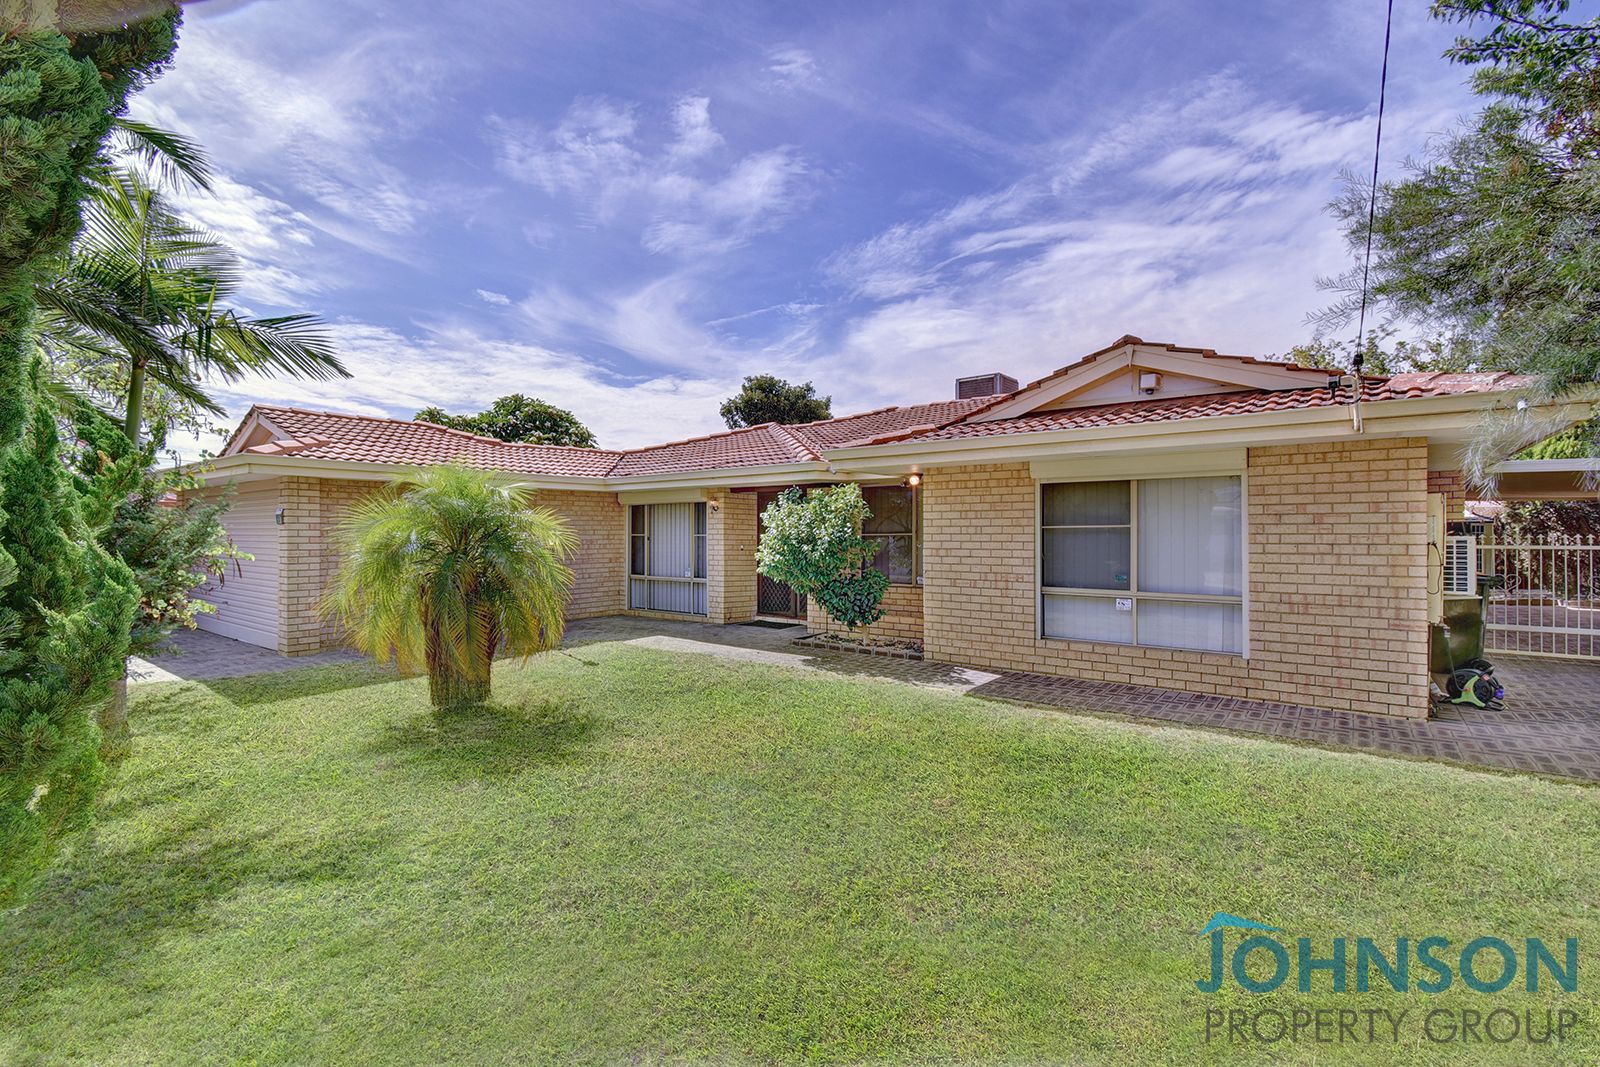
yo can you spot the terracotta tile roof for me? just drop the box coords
[606,422,821,477]
[236,407,624,477]
[229,398,1008,478]
[785,398,997,450]
[225,368,1530,479]
[887,372,1534,445]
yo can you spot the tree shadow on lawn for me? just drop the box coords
[365,700,602,780]
[199,660,401,707]
[0,804,395,1006]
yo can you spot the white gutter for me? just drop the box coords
[189,452,839,492]
[820,391,1590,470]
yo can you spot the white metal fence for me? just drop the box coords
[1479,540,1600,659]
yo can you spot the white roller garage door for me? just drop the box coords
[196,482,280,648]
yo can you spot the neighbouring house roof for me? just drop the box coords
[209,339,1565,485]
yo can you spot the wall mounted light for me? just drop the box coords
[905,473,922,488]
[274,507,286,526]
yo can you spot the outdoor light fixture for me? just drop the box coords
[905,473,922,488]
[275,507,286,526]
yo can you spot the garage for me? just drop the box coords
[194,479,281,649]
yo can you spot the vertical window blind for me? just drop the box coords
[629,502,708,615]
[1041,475,1243,653]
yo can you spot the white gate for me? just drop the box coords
[1479,540,1600,659]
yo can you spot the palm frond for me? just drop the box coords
[109,118,214,192]
[321,467,575,707]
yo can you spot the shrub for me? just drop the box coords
[754,485,888,631]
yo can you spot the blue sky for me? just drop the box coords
[137,0,1481,453]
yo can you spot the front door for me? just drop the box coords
[755,491,806,619]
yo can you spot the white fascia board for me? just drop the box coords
[1493,458,1600,473]
[188,454,835,493]
[1130,349,1325,390]
[971,348,1134,421]
[600,461,832,491]
[190,455,614,490]
[822,393,1527,472]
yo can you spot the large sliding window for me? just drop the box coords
[1040,476,1243,654]
[629,502,708,615]
[862,485,919,584]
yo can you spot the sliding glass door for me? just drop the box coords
[629,502,708,615]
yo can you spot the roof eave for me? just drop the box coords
[187,452,835,491]
[821,391,1571,472]
[187,454,616,489]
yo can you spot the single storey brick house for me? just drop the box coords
[191,336,1593,719]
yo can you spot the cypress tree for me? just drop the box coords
[0,366,137,905]
[0,8,179,907]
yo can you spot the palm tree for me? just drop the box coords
[322,466,577,712]
[35,169,346,445]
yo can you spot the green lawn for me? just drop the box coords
[2,641,1598,1065]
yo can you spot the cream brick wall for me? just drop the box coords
[271,478,624,655]
[805,582,924,641]
[921,438,1432,718]
[706,489,757,625]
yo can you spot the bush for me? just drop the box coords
[755,485,888,631]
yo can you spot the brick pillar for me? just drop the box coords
[706,490,756,624]
[276,476,326,655]
[1427,470,1470,521]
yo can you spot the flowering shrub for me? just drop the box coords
[755,485,888,631]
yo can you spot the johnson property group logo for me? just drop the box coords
[1197,913,1581,1047]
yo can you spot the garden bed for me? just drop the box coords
[792,631,924,659]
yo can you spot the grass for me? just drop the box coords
[2,641,1599,1064]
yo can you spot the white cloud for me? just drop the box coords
[668,95,724,161]
[167,172,325,306]
[132,17,442,246]
[475,289,512,305]
[185,318,741,459]
[813,74,1469,408]
[490,94,811,257]
[765,47,819,89]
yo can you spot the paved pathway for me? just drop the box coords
[129,628,365,684]
[136,617,1600,782]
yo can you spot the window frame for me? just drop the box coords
[627,501,709,616]
[1036,472,1248,657]
[861,483,921,585]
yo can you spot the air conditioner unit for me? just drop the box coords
[1443,535,1477,597]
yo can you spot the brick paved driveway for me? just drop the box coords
[139,617,1600,783]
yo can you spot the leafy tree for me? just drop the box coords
[71,402,247,736]
[415,394,597,447]
[1274,326,1478,375]
[323,466,577,712]
[719,375,832,429]
[36,170,346,446]
[1316,0,1600,475]
[754,485,889,631]
[1519,419,1596,459]
[1498,499,1600,542]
